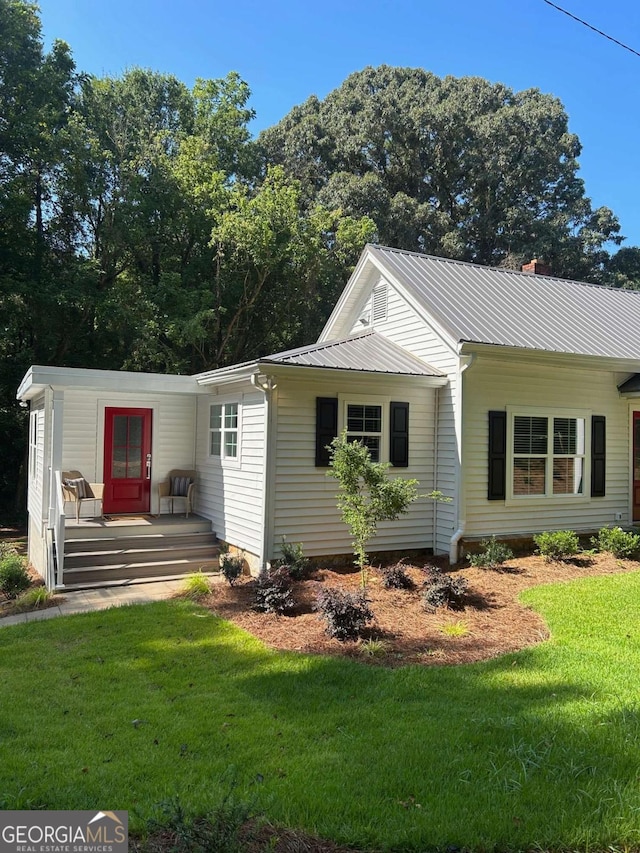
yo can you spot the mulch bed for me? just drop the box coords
[205,552,640,667]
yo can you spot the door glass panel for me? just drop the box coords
[126,454,142,478]
[112,446,127,478]
[113,416,128,447]
[129,416,142,446]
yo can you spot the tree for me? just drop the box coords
[328,433,418,586]
[259,65,622,280]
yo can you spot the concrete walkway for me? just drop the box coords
[0,579,187,628]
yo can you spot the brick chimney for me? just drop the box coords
[521,258,552,276]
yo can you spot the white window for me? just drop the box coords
[345,403,383,462]
[511,410,586,498]
[29,411,39,481]
[209,402,239,460]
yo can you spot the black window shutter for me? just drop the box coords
[488,410,507,500]
[315,397,338,467]
[591,415,606,497]
[390,402,409,467]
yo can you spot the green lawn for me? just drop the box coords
[1,572,639,851]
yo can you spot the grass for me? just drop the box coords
[439,619,470,637]
[1,572,640,851]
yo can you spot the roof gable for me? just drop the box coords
[323,244,640,361]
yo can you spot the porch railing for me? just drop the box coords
[45,469,65,590]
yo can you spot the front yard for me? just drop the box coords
[0,557,639,851]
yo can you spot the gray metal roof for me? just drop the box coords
[262,330,444,376]
[370,245,640,359]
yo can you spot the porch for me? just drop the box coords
[58,513,220,591]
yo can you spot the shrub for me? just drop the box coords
[13,587,52,612]
[469,536,514,570]
[254,567,294,614]
[379,561,415,590]
[146,788,252,853]
[220,554,243,586]
[440,621,470,637]
[592,526,640,558]
[276,537,309,580]
[534,530,580,562]
[0,555,30,599]
[422,567,468,611]
[315,588,373,640]
[181,572,212,600]
[359,638,390,657]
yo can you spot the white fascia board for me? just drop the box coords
[17,365,199,401]
[458,341,640,373]
[318,247,376,342]
[256,361,449,387]
[195,362,259,387]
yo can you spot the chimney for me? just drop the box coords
[521,258,552,276]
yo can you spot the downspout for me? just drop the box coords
[432,384,440,552]
[449,354,476,564]
[251,373,277,571]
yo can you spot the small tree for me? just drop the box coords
[328,433,419,585]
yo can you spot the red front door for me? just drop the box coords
[103,407,152,514]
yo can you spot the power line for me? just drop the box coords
[542,0,640,59]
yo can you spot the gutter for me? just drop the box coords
[449,353,476,564]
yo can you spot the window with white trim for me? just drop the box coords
[29,410,39,481]
[346,403,383,462]
[512,412,586,498]
[209,402,239,460]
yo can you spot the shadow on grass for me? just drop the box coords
[0,578,639,851]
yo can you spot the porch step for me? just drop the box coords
[62,557,220,589]
[65,532,218,565]
[61,515,220,588]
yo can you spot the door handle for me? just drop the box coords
[146,453,152,480]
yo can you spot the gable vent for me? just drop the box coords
[372,283,388,324]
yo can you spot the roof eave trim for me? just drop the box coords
[257,360,448,384]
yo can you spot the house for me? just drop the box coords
[17,244,640,589]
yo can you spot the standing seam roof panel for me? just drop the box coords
[372,246,640,359]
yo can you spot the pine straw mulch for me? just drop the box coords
[203,552,640,667]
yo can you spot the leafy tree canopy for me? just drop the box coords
[259,65,623,280]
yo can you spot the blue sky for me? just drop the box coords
[38,0,640,248]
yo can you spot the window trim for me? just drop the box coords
[29,410,39,482]
[209,400,242,467]
[506,406,591,503]
[338,394,390,464]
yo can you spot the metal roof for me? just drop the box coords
[261,330,444,376]
[370,245,640,359]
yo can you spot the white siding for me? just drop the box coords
[463,354,630,536]
[350,277,459,553]
[27,393,47,573]
[62,389,197,518]
[195,386,265,560]
[272,373,437,558]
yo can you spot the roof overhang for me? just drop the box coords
[17,365,200,402]
[196,359,448,388]
[458,341,640,374]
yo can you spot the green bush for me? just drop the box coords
[592,526,640,558]
[533,530,580,562]
[315,588,373,640]
[254,567,294,614]
[0,555,31,599]
[181,572,212,600]
[13,586,52,612]
[469,536,514,570]
[220,554,243,586]
[276,537,309,580]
